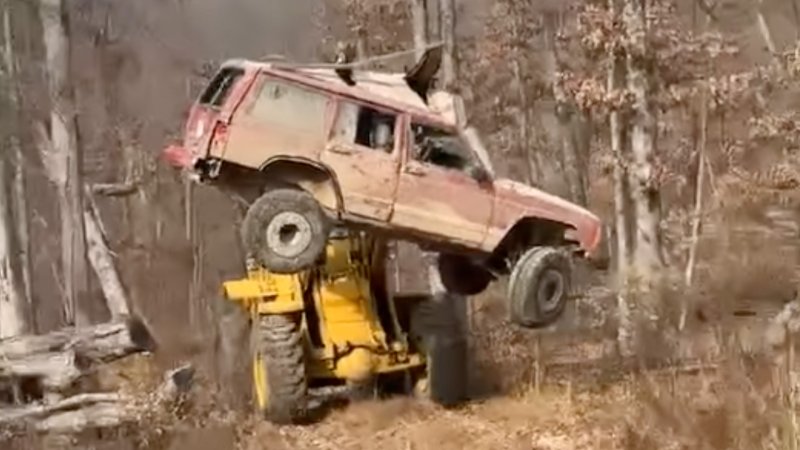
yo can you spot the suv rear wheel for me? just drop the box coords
[508,246,571,328]
[241,188,330,273]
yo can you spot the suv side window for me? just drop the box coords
[409,123,476,173]
[248,77,328,139]
[199,67,244,107]
[331,101,397,154]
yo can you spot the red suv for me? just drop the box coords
[163,55,603,328]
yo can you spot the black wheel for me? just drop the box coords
[241,188,330,273]
[409,294,468,407]
[508,247,571,328]
[251,314,308,424]
[437,253,493,296]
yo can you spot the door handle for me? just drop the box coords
[328,145,353,155]
[405,166,425,176]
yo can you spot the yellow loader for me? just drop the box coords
[220,228,468,424]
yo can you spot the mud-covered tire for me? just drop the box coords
[437,253,493,296]
[409,294,468,407]
[242,188,330,274]
[251,314,308,424]
[508,246,571,328]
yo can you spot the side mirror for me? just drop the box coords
[468,165,492,184]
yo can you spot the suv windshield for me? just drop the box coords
[199,66,244,107]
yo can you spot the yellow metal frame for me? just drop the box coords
[222,231,426,391]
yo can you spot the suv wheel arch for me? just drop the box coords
[489,217,574,271]
[260,157,344,213]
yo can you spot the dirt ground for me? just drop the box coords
[3,281,790,450]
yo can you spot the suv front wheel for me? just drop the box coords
[241,188,331,273]
[508,246,571,328]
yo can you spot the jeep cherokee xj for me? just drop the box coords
[162,56,603,328]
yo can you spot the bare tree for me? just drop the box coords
[410,0,428,62]
[623,0,663,274]
[607,0,635,355]
[546,9,590,207]
[0,0,29,338]
[38,0,91,326]
[439,0,456,88]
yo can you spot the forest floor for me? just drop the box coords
[4,281,792,450]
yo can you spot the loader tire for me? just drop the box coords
[410,294,468,407]
[251,314,308,424]
[437,253,493,296]
[242,188,330,274]
[508,246,570,329]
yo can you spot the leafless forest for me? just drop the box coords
[3,0,800,448]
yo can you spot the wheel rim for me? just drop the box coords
[266,212,313,258]
[536,269,565,314]
[252,352,269,412]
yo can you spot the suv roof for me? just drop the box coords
[220,58,460,129]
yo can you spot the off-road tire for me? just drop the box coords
[409,294,468,407]
[437,253,493,296]
[508,246,571,328]
[251,314,308,424]
[242,188,330,274]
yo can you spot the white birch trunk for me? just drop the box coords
[38,0,91,326]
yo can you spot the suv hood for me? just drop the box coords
[493,178,602,256]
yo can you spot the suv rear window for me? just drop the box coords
[199,67,244,107]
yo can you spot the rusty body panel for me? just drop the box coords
[162,57,604,265]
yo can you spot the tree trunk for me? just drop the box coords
[83,190,130,318]
[0,1,28,338]
[2,4,32,330]
[411,0,427,63]
[439,0,456,89]
[620,0,666,358]
[545,9,589,207]
[623,0,664,275]
[38,0,91,327]
[609,0,634,357]
[0,157,27,339]
[509,7,543,185]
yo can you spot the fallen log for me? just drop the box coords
[0,351,87,392]
[0,317,156,395]
[0,316,155,362]
[0,364,195,433]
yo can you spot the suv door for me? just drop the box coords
[321,100,402,221]
[390,120,494,248]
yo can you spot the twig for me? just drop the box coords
[90,182,140,197]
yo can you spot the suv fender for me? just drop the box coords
[260,157,343,213]
[490,217,573,268]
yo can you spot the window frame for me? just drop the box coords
[198,66,245,110]
[405,118,486,175]
[328,98,403,157]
